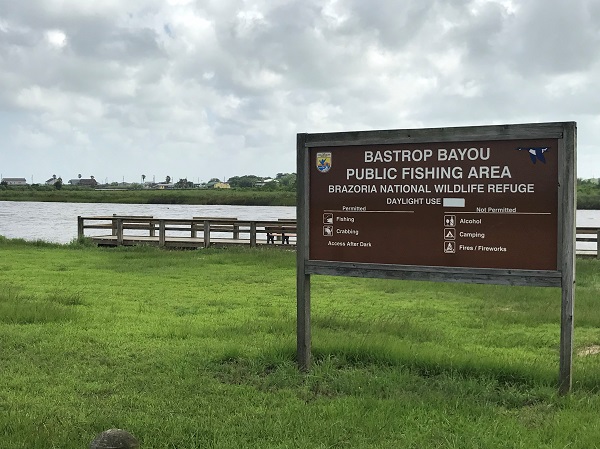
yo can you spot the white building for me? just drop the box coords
[1,177,27,185]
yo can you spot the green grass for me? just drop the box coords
[1,238,600,448]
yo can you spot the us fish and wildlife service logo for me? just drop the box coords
[316,152,332,173]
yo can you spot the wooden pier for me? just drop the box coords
[575,226,600,257]
[77,215,297,248]
[78,215,600,257]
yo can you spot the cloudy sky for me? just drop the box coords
[0,0,599,184]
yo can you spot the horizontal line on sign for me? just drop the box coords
[324,210,415,213]
[452,212,552,215]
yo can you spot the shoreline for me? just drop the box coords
[0,188,296,206]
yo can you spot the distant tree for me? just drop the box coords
[0,180,7,187]
[78,173,82,179]
[54,178,63,190]
[208,178,220,183]
[142,174,146,184]
[165,175,171,184]
[228,175,261,188]
[90,175,95,180]
[262,180,279,191]
[175,178,194,188]
[277,173,297,190]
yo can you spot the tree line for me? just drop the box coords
[1,173,297,192]
[4,176,600,209]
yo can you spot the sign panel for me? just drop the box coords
[309,138,559,271]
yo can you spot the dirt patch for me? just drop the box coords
[577,345,600,356]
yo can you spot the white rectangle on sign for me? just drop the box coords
[443,198,465,207]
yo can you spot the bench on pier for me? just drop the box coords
[264,225,297,244]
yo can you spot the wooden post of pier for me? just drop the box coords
[116,218,124,246]
[77,216,84,240]
[250,222,257,247]
[203,220,210,248]
[159,220,166,246]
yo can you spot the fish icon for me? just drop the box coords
[516,147,549,164]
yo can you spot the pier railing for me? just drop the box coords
[576,227,600,257]
[78,215,600,256]
[77,215,296,248]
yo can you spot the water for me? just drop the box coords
[0,201,296,244]
[576,210,600,227]
[0,201,598,249]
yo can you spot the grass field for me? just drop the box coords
[1,237,600,448]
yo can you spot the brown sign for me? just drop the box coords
[309,138,559,270]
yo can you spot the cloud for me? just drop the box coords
[0,0,598,184]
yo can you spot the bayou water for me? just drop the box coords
[0,201,296,244]
[0,201,597,249]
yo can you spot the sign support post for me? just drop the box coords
[558,123,577,395]
[296,132,311,371]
